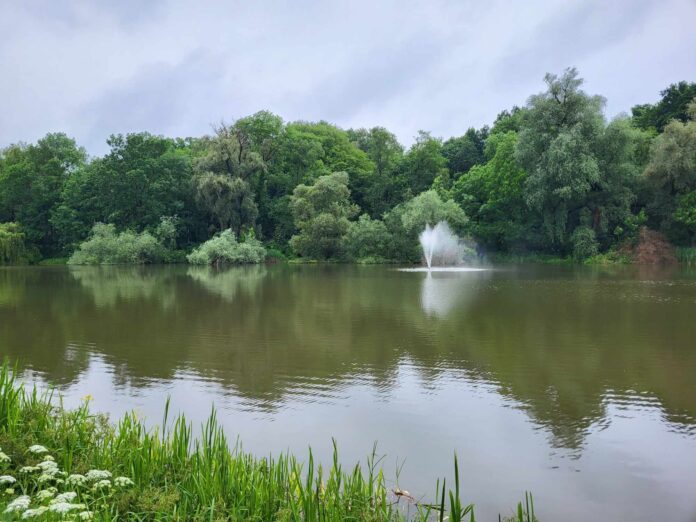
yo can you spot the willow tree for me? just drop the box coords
[0,222,27,264]
[516,68,647,255]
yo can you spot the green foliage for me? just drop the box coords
[384,190,467,262]
[631,81,696,132]
[0,134,86,256]
[452,131,528,251]
[644,104,696,244]
[0,363,530,521]
[397,190,467,236]
[491,106,527,135]
[290,172,357,260]
[193,172,258,236]
[516,68,648,253]
[186,229,266,265]
[1,73,693,264]
[570,226,599,260]
[68,223,167,265]
[399,131,448,195]
[442,127,488,176]
[676,247,696,265]
[344,214,392,262]
[0,223,28,265]
[347,127,404,216]
[674,190,696,230]
[52,133,199,253]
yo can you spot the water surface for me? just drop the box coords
[1,264,695,521]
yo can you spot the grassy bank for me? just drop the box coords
[0,364,536,521]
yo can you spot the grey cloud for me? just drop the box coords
[79,50,227,153]
[0,0,694,153]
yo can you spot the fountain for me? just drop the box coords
[419,221,460,268]
[399,221,487,272]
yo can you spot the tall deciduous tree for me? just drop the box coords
[347,126,404,216]
[290,172,357,260]
[632,81,696,132]
[52,133,196,252]
[643,101,696,244]
[194,173,258,237]
[0,133,86,255]
[398,131,448,195]
[452,131,529,251]
[516,68,646,253]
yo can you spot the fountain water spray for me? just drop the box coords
[418,221,463,268]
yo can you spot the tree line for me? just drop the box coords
[1,68,694,265]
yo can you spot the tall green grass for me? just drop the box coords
[676,247,696,265]
[0,363,536,520]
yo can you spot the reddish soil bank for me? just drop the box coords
[632,227,677,265]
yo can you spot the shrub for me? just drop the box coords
[571,226,599,261]
[344,214,392,262]
[68,223,167,265]
[186,229,266,265]
[0,223,28,265]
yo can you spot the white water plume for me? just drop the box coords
[418,221,465,268]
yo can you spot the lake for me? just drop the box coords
[1,264,695,521]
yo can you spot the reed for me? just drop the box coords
[0,363,536,521]
[676,247,696,265]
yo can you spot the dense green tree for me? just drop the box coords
[2,73,694,265]
[0,222,29,264]
[194,122,266,180]
[263,122,373,244]
[193,173,258,237]
[384,190,467,262]
[490,106,527,135]
[344,214,392,262]
[452,131,529,251]
[290,172,357,260]
[52,133,198,252]
[398,131,448,195]
[442,127,488,176]
[632,81,696,132]
[347,127,404,216]
[516,68,646,253]
[0,133,86,255]
[643,102,696,244]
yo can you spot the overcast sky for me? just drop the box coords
[1,0,694,155]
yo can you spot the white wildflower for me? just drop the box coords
[19,466,40,474]
[0,451,11,463]
[85,469,111,481]
[67,474,88,486]
[114,476,134,487]
[35,489,56,501]
[92,479,111,491]
[37,460,59,472]
[52,492,77,504]
[0,475,16,485]
[5,488,14,495]
[38,473,58,483]
[48,502,85,514]
[21,506,48,519]
[41,455,55,462]
[27,445,49,455]
[78,511,94,521]
[4,495,31,513]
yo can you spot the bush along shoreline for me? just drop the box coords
[2,74,695,268]
[0,364,536,521]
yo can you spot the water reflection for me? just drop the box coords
[186,265,267,302]
[419,269,490,317]
[1,265,695,451]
